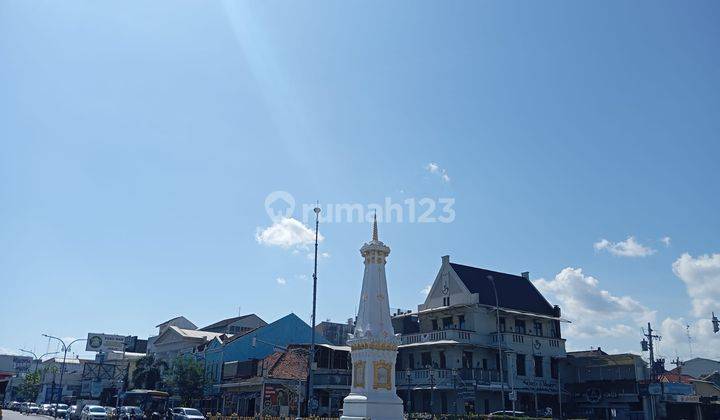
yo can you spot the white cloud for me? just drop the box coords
[660,316,720,360]
[0,347,19,355]
[307,252,331,260]
[672,253,720,317]
[534,268,654,344]
[255,217,324,249]
[594,236,656,257]
[661,236,671,247]
[276,277,286,285]
[425,162,451,183]
[420,284,431,295]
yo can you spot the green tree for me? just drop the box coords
[163,356,206,406]
[132,354,168,390]
[17,371,42,401]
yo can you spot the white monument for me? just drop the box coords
[341,216,404,420]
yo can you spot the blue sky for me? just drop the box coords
[1,1,719,362]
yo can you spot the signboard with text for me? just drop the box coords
[85,333,127,352]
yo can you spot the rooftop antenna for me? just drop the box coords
[686,324,693,358]
[238,306,242,317]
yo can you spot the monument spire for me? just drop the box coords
[341,216,404,420]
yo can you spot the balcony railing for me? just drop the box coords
[399,328,480,345]
[395,368,508,389]
[312,372,351,386]
[490,332,565,353]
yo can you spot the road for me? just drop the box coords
[2,411,54,420]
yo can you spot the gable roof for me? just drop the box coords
[155,326,229,346]
[200,314,259,331]
[449,263,557,317]
[155,316,196,329]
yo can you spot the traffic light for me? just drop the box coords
[713,312,719,334]
[641,339,649,351]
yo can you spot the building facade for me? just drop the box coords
[392,255,566,416]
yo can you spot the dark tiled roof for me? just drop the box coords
[201,314,254,331]
[449,263,556,317]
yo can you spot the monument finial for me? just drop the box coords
[372,212,378,241]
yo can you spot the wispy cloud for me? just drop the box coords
[593,236,656,257]
[420,284,431,295]
[307,252,331,260]
[425,162,450,183]
[660,236,671,247]
[276,277,286,285]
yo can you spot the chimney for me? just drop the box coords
[442,255,450,264]
[521,271,530,280]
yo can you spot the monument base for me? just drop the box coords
[340,393,404,420]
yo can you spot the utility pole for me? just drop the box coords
[307,204,321,416]
[486,275,506,410]
[671,357,684,382]
[641,323,661,380]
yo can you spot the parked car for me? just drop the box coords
[489,410,527,418]
[80,406,107,420]
[10,402,21,411]
[66,406,78,420]
[170,408,205,420]
[41,404,53,415]
[55,404,69,418]
[117,406,143,420]
[22,403,40,415]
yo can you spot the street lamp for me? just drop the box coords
[19,349,60,372]
[405,368,412,414]
[487,275,506,411]
[428,366,435,415]
[42,334,87,419]
[307,204,321,416]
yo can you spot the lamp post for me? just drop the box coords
[452,368,458,415]
[19,350,60,373]
[428,367,435,415]
[42,334,87,419]
[307,205,321,416]
[405,368,412,414]
[486,275,506,411]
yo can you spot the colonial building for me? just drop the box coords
[392,255,566,415]
[200,314,267,336]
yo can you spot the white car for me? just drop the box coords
[171,408,205,420]
[80,406,107,420]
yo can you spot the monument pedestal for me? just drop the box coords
[341,393,404,420]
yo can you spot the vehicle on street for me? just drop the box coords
[103,407,115,417]
[121,390,168,420]
[117,406,143,420]
[170,408,205,420]
[489,410,527,418]
[66,406,78,420]
[41,404,52,415]
[22,403,40,415]
[55,404,69,418]
[80,405,107,420]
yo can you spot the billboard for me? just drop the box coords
[85,333,127,352]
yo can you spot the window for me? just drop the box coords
[515,319,526,334]
[442,297,451,306]
[462,351,473,369]
[516,354,526,376]
[439,351,446,369]
[534,356,543,377]
[421,352,432,367]
[499,317,506,332]
[482,358,488,370]
[442,317,453,329]
[534,321,543,336]
[458,315,466,330]
[431,319,439,331]
[409,353,415,369]
[551,358,558,379]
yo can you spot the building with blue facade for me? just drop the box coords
[200,313,331,412]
